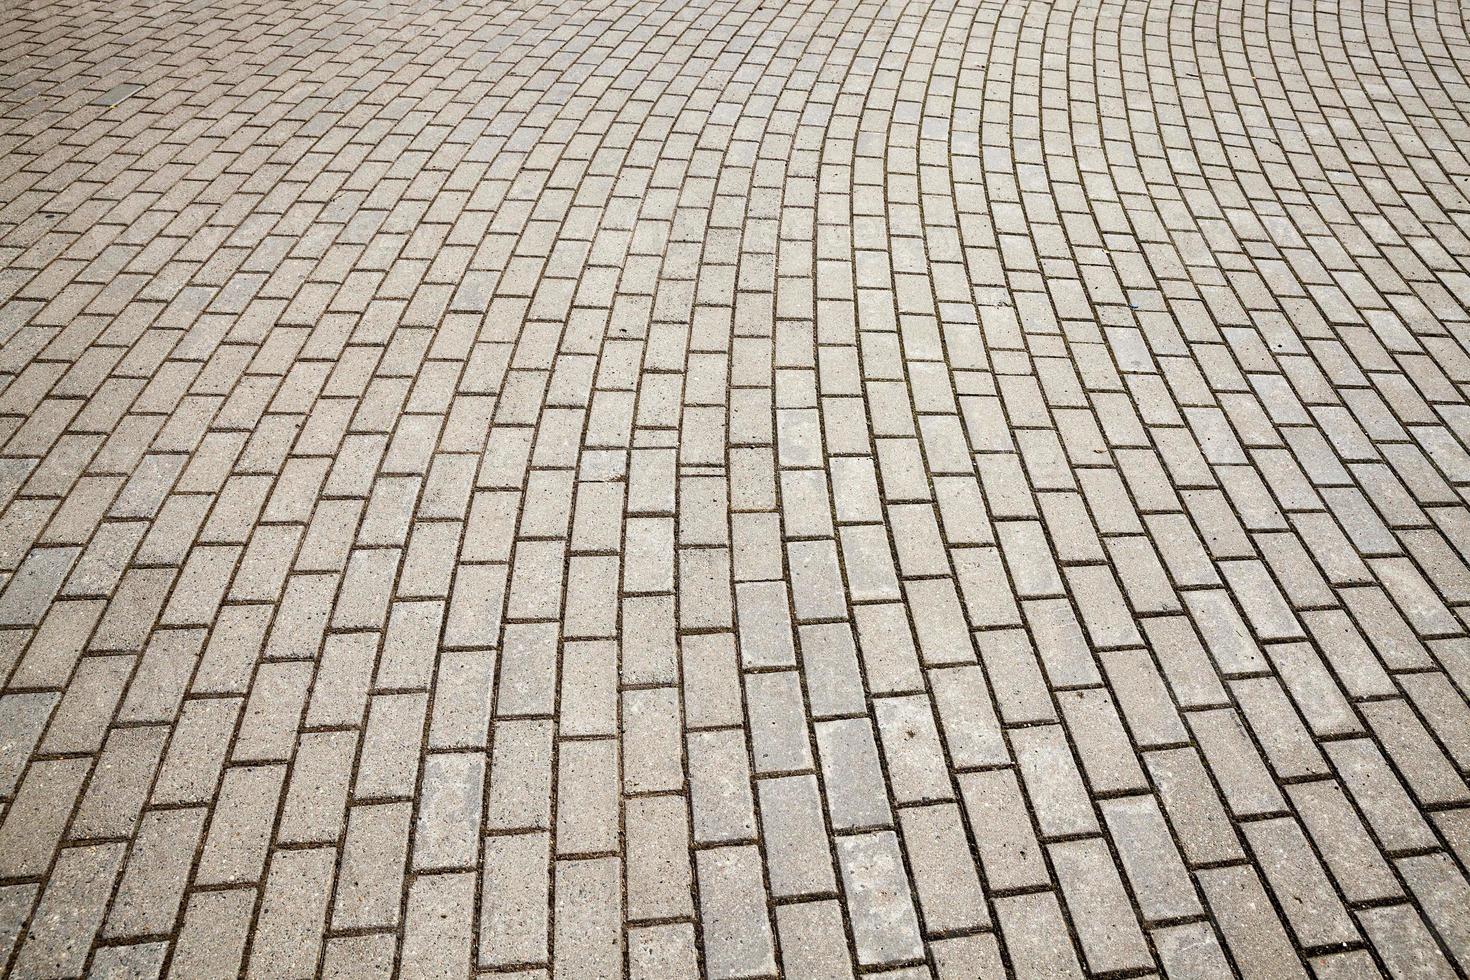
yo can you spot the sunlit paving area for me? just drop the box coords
[1,0,1469,975]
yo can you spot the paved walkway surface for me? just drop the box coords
[2,0,1470,976]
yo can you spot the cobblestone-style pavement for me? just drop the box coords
[2,0,1470,975]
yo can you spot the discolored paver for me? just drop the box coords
[2,0,1470,974]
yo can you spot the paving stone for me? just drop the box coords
[837,830,924,968]
[321,934,394,979]
[1011,724,1098,839]
[1398,853,1470,976]
[88,941,168,978]
[0,884,37,970]
[629,923,699,980]
[0,757,89,877]
[554,857,622,980]
[1187,707,1288,818]
[1287,780,1401,905]
[248,846,336,979]
[277,729,357,846]
[928,665,1008,767]
[1100,794,1202,924]
[1146,747,1245,866]
[1050,836,1153,974]
[1151,922,1234,980]
[196,765,286,886]
[743,670,813,774]
[332,802,412,930]
[70,726,167,840]
[555,738,618,855]
[775,901,854,980]
[1327,738,1440,853]
[1357,904,1461,980]
[897,803,988,934]
[399,872,475,979]
[1,0,1468,972]
[697,844,777,980]
[169,887,256,980]
[758,774,835,898]
[873,694,952,804]
[479,832,550,969]
[816,717,893,831]
[625,795,693,922]
[994,891,1085,979]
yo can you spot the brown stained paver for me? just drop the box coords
[1,0,1469,975]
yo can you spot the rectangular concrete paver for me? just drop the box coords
[2,0,1470,974]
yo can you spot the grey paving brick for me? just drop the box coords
[1187,707,1288,818]
[1050,836,1153,974]
[197,764,286,886]
[1327,738,1440,853]
[958,768,1049,892]
[758,774,835,898]
[0,757,89,877]
[1244,817,1359,949]
[1357,904,1461,980]
[743,670,813,774]
[689,728,757,845]
[88,941,168,979]
[70,726,167,840]
[479,832,550,969]
[1011,724,1098,839]
[1398,854,1470,976]
[622,687,683,795]
[816,717,892,831]
[233,660,312,764]
[697,844,777,980]
[994,891,1085,980]
[485,719,554,831]
[735,580,797,669]
[0,884,36,970]
[555,738,618,855]
[978,628,1055,725]
[169,887,256,980]
[2,0,1468,973]
[553,857,622,980]
[625,795,693,922]
[775,901,854,980]
[628,923,699,980]
[837,830,924,968]
[1287,780,1401,905]
[898,803,988,934]
[799,622,867,718]
[1058,687,1148,794]
[1100,794,1202,924]
[332,801,412,930]
[277,729,357,846]
[1146,747,1245,866]
[248,846,335,979]
[1151,922,1234,980]
[321,935,394,979]
[928,665,1008,768]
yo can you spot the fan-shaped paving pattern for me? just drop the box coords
[1,0,1469,975]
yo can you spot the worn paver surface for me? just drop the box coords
[2,0,1470,975]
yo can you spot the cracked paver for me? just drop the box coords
[2,0,1470,975]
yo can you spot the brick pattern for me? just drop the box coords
[1,0,1469,975]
